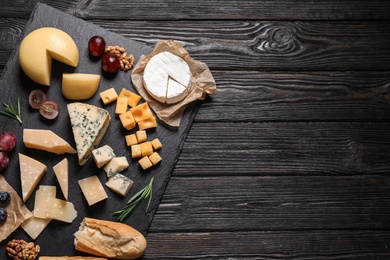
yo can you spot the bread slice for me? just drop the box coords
[74,218,147,259]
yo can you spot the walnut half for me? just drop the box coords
[6,239,40,260]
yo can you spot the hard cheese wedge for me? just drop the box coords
[62,73,101,100]
[22,186,56,240]
[45,198,77,223]
[53,158,68,200]
[19,153,47,202]
[143,51,192,104]
[18,27,79,86]
[67,103,111,165]
[23,129,76,154]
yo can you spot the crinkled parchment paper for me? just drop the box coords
[131,40,217,127]
[0,174,32,242]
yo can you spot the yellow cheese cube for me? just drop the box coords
[138,116,157,130]
[151,138,163,150]
[119,88,142,107]
[140,141,153,157]
[115,96,128,114]
[99,88,118,105]
[131,144,142,158]
[139,156,153,170]
[119,110,136,130]
[136,130,147,143]
[130,102,154,122]
[149,152,162,165]
[125,134,138,146]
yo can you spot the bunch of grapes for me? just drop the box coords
[0,132,17,171]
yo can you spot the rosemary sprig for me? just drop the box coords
[0,97,22,124]
[114,176,154,222]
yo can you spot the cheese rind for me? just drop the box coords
[78,176,108,206]
[19,153,47,202]
[143,51,191,104]
[18,27,79,86]
[67,103,111,165]
[53,158,69,200]
[62,73,100,100]
[23,129,76,154]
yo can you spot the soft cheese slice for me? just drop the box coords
[18,27,79,86]
[62,73,101,100]
[143,51,192,104]
[53,158,68,200]
[67,103,111,165]
[23,129,76,154]
[19,153,47,202]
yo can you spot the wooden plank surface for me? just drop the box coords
[0,0,390,259]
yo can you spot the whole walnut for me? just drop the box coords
[6,239,40,260]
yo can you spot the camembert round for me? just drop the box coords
[143,51,192,104]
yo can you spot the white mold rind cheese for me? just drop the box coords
[143,51,192,104]
[67,103,111,166]
[18,27,79,86]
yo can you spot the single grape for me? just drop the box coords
[101,53,120,74]
[0,191,11,206]
[0,207,7,222]
[0,132,17,153]
[88,36,106,57]
[0,152,9,171]
[39,100,59,120]
[29,89,47,109]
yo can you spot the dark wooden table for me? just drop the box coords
[1,1,390,259]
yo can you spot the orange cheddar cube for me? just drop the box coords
[131,144,142,158]
[136,130,147,143]
[140,141,153,157]
[119,110,136,130]
[149,152,162,165]
[125,134,138,146]
[119,88,142,107]
[99,88,118,105]
[151,138,162,150]
[115,96,128,114]
[130,102,154,123]
[138,116,157,130]
[139,156,153,170]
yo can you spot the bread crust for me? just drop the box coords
[74,218,146,259]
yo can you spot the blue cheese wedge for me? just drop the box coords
[143,51,192,104]
[67,102,111,166]
[92,145,116,168]
[103,156,129,177]
[105,173,133,196]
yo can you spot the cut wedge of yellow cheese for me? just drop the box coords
[62,73,101,100]
[18,27,79,86]
[23,129,76,154]
[19,153,47,202]
[53,158,68,200]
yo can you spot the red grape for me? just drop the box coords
[0,132,17,153]
[88,36,106,57]
[39,100,59,120]
[29,89,47,109]
[101,53,120,74]
[0,152,9,171]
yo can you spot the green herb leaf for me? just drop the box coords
[113,176,154,222]
[0,97,22,124]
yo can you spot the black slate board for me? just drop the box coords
[0,2,199,257]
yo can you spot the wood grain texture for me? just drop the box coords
[1,20,390,73]
[144,230,390,259]
[0,0,78,17]
[75,0,390,20]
